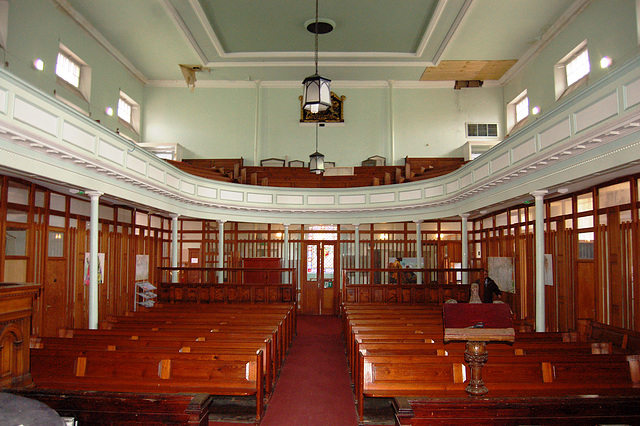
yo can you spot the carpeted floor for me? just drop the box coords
[209,315,395,425]
[259,315,360,425]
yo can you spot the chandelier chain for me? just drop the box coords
[314,0,319,74]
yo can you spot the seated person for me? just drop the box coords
[403,266,417,284]
[389,257,402,283]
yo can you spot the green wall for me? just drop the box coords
[143,83,504,166]
[4,0,144,142]
[503,0,639,126]
[4,0,640,168]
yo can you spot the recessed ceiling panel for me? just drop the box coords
[199,0,438,54]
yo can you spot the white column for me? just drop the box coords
[86,191,102,329]
[283,224,290,283]
[415,220,423,284]
[389,81,395,165]
[171,214,179,283]
[217,220,225,283]
[460,213,470,285]
[531,190,548,332]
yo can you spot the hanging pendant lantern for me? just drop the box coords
[310,123,325,174]
[302,0,331,114]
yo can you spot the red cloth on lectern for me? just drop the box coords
[443,303,513,329]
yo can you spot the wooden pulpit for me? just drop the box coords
[443,303,515,395]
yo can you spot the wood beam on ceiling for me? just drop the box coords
[420,60,518,81]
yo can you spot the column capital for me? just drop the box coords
[217,219,226,224]
[85,190,103,198]
[170,213,180,219]
[414,219,423,224]
[459,213,470,219]
[530,190,548,199]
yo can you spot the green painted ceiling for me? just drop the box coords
[61,0,576,83]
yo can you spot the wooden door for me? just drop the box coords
[302,242,337,315]
[187,248,201,283]
[576,261,596,320]
[42,259,67,337]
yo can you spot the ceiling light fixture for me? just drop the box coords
[309,123,325,174]
[302,0,331,114]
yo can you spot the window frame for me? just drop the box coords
[506,90,529,133]
[55,44,91,103]
[117,90,140,135]
[554,40,590,100]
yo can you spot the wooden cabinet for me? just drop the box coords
[243,257,281,284]
[0,283,41,389]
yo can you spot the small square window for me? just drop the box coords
[507,90,528,132]
[118,97,132,124]
[118,91,140,134]
[55,44,91,104]
[56,52,81,88]
[515,96,529,123]
[565,49,590,87]
[554,40,589,100]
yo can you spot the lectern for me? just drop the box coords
[443,303,515,395]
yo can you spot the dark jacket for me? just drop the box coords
[482,277,501,303]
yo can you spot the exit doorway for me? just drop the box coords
[301,241,337,315]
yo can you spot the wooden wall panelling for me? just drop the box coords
[98,223,109,325]
[595,224,607,323]
[546,229,558,333]
[608,210,623,327]
[622,222,634,329]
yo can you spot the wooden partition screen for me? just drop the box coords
[341,267,480,305]
[156,266,296,304]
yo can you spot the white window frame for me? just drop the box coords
[506,90,528,133]
[554,40,590,100]
[0,1,8,49]
[118,90,140,134]
[55,44,91,103]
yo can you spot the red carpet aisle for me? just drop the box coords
[260,315,359,426]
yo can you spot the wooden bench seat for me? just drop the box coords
[393,392,640,425]
[57,328,281,389]
[4,388,213,426]
[30,347,265,421]
[578,318,640,353]
[356,351,640,421]
[32,335,277,395]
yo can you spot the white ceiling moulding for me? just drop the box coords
[167,0,474,65]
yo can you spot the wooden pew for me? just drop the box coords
[578,318,640,353]
[30,347,265,421]
[5,388,213,426]
[393,392,640,425]
[356,351,640,421]
[32,335,277,395]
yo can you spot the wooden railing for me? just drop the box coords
[156,266,297,304]
[340,268,481,305]
[165,157,467,188]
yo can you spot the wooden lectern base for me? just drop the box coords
[464,341,489,395]
[443,303,515,396]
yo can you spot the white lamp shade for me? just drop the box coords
[302,74,331,113]
[309,151,325,174]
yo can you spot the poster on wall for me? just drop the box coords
[488,257,515,293]
[136,255,150,281]
[544,254,554,286]
[83,253,105,285]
